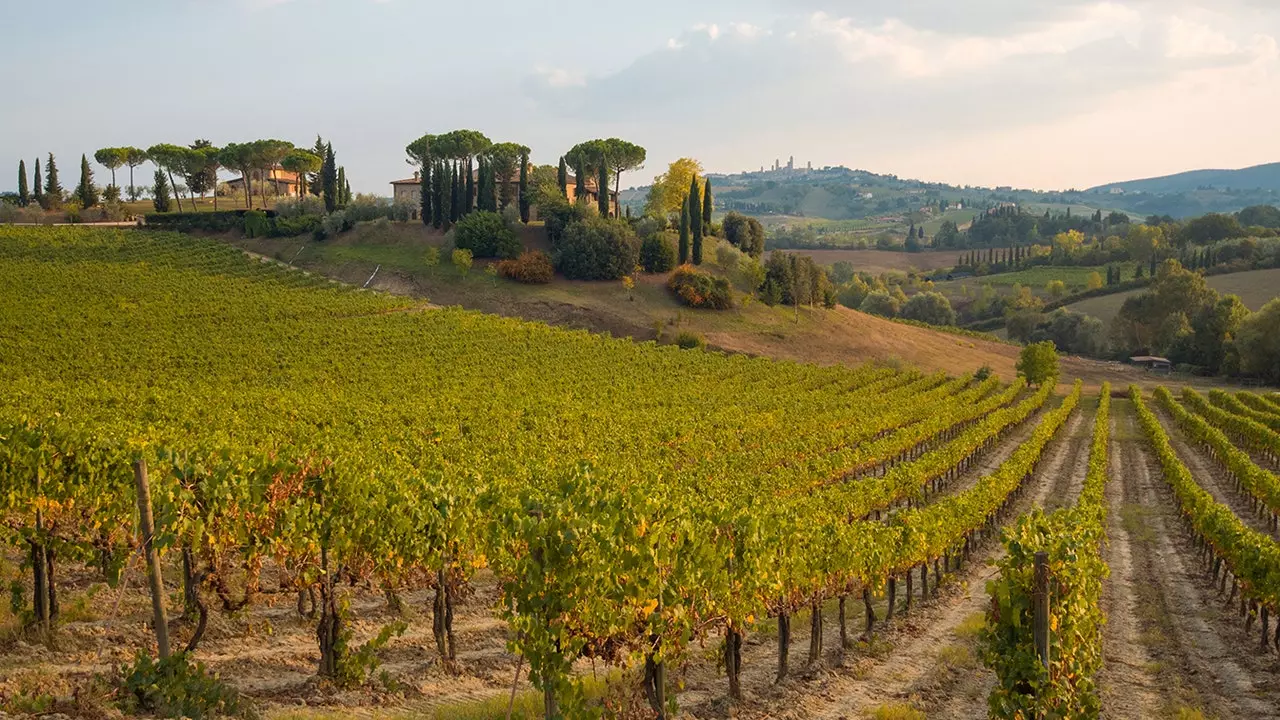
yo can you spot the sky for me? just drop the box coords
[3,0,1280,194]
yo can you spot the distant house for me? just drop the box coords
[226,168,301,196]
[1129,356,1172,373]
[564,173,620,217]
[390,174,421,206]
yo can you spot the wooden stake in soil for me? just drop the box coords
[134,458,170,659]
[1033,551,1049,671]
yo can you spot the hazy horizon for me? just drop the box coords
[4,0,1280,195]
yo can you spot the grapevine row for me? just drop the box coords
[984,384,1110,717]
[1131,387,1280,647]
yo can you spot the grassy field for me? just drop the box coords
[1064,268,1280,326]
[783,248,966,275]
[227,221,1242,393]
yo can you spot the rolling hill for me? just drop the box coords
[1089,162,1280,195]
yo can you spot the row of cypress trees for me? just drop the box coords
[419,149,532,229]
[14,154,63,210]
[15,153,100,211]
[677,176,714,265]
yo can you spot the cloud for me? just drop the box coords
[521,1,1279,186]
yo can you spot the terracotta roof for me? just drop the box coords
[391,178,421,185]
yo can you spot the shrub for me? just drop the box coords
[554,216,640,280]
[675,331,705,349]
[144,210,258,233]
[668,264,733,309]
[453,210,521,259]
[901,291,956,326]
[639,233,677,273]
[860,290,900,318]
[271,214,322,238]
[243,210,271,238]
[715,241,745,270]
[540,190,594,246]
[117,652,254,719]
[452,248,474,276]
[497,250,555,284]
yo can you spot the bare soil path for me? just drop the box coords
[1097,399,1280,719]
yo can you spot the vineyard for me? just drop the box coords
[1,226,1280,719]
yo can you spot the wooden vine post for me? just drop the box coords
[134,458,171,659]
[1033,551,1049,671]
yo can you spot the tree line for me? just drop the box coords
[12,137,351,215]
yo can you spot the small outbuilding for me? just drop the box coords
[1129,355,1172,373]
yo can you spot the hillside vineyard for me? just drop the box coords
[5,227,1280,718]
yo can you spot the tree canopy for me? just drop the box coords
[1016,341,1060,387]
[645,158,704,217]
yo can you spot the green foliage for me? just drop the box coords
[322,143,338,212]
[32,158,44,207]
[983,387,1109,718]
[639,232,677,273]
[117,652,254,719]
[518,152,530,223]
[859,290,899,318]
[152,169,171,213]
[17,159,29,207]
[43,153,62,209]
[1182,213,1244,245]
[453,211,521,259]
[1234,298,1280,383]
[243,210,272,238]
[678,201,690,264]
[763,250,831,307]
[540,188,591,245]
[674,331,706,349]
[688,175,703,263]
[668,265,733,309]
[702,177,712,227]
[144,210,265,234]
[553,216,639,281]
[722,211,765,258]
[1016,341,1059,386]
[1237,204,1280,229]
[451,247,473,275]
[497,250,555,284]
[75,155,98,209]
[900,291,955,326]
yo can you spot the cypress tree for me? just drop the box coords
[32,159,44,208]
[597,162,610,217]
[337,167,349,205]
[688,175,702,243]
[427,163,437,225]
[432,161,445,228]
[76,154,98,208]
[574,161,585,204]
[465,157,475,215]
[321,144,337,212]
[518,151,530,223]
[450,162,460,224]
[152,168,171,212]
[44,153,62,209]
[678,199,690,264]
[702,177,712,227]
[557,156,568,195]
[17,160,28,207]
